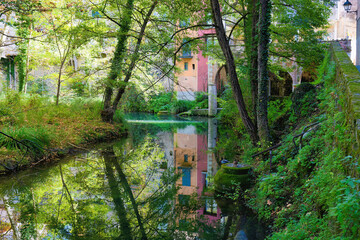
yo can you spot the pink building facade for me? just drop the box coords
[175,28,219,101]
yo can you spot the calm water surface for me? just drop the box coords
[0,114,266,239]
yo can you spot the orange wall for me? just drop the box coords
[175,30,199,92]
[174,132,198,195]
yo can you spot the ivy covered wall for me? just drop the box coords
[331,42,360,150]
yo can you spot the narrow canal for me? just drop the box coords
[0,114,267,239]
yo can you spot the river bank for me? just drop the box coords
[0,95,126,174]
[216,49,360,239]
[0,112,271,239]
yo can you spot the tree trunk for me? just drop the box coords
[210,0,258,144]
[101,0,135,122]
[101,87,114,122]
[249,0,259,128]
[55,62,64,106]
[103,151,132,239]
[103,1,157,122]
[113,159,148,240]
[257,0,271,145]
[24,27,31,94]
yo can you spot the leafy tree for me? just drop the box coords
[38,1,94,105]
[99,0,170,122]
[209,0,331,145]
[210,0,259,143]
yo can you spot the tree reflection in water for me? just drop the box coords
[0,138,224,239]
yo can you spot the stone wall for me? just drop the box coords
[331,42,360,148]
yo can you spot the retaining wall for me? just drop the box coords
[331,42,360,148]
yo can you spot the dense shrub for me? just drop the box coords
[147,92,173,113]
[119,84,147,112]
[170,99,194,114]
[194,91,208,109]
[290,82,318,122]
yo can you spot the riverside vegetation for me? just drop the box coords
[0,0,358,238]
[214,49,360,239]
[0,87,210,174]
[0,94,125,172]
[1,47,359,239]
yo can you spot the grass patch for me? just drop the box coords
[0,94,125,170]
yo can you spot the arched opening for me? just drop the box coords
[280,71,293,96]
[215,65,227,97]
[269,72,281,96]
[300,70,316,83]
[269,71,293,97]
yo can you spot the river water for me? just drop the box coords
[0,113,267,239]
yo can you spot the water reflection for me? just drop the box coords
[0,114,266,239]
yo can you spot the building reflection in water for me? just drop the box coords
[155,119,223,225]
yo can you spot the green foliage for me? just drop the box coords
[147,92,173,113]
[170,99,195,114]
[27,78,50,95]
[271,0,331,69]
[215,86,258,161]
[194,91,208,109]
[214,164,251,193]
[217,86,241,127]
[15,14,31,93]
[0,126,51,157]
[121,89,197,114]
[0,93,125,168]
[113,110,125,124]
[68,78,89,97]
[289,83,318,123]
[244,50,360,239]
[66,97,103,119]
[313,52,335,85]
[269,213,331,240]
[330,176,360,238]
[119,84,148,112]
[268,98,291,126]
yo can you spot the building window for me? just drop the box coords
[192,64,195,70]
[184,154,188,162]
[204,197,218,216]
[184,62,188,71]
[182,39,191,57]
[181,168,191,186]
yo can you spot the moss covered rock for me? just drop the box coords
[214,163,252,193]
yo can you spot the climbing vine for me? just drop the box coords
[257,0,272,144]
[15,14,31,92]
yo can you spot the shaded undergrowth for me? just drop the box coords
[216,51,360,239]
[249,53,359,239]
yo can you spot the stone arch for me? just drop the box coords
[269,72,281,96]
[215,65,227,96]
[280,71,293,96]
